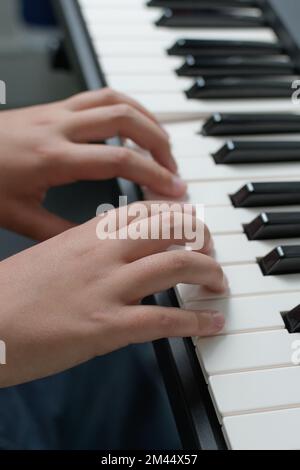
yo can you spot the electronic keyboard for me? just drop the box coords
[54,0,300,450]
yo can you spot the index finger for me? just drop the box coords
[65,88,165,131]
[67,105,177,172]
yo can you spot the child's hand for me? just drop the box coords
[0,89,186,240]
[0,203,225,388]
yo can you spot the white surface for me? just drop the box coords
[196,330,300,375]
[224,408,300,450]
[210,366,300,417]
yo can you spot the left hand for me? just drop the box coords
[0,88,186,240]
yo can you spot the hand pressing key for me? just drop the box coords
[0,203,226,388]
[0,88,186,241]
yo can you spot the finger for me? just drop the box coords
[123,306,225,343]
[116,251,226,302]
[65,88,163,129]
[112,211,211,261]
[64,144,187,198]
[19,206,75,241]
[96,201,191,231]
[66,105,177,172]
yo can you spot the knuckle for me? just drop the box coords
[114,103,134,120]
[33,140,70,181]
[36,140,65,165]
[194,311,209,333]
[101,87,117,102]
[171,251,191,272]
[113,148,132,170]
[158,312,176,333]
[67,90,90,106]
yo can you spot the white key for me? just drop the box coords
[83,10,159,24]
[108,75,193,92]
[80,0,146,7]
[92,40,168,57]
[88,24,277,43]
[204,206,300,235]
[165,119,300,142]
[186,178,298,206]
[183,181,250,207]
[130,93,294,121]
[177,264,300,301]
[100,57,182,75]
[94,37,286,61]
[145,178,299,207]
[91,34,277,63]
[103,65,292,96]
[224,409,300,450]
[164,120,201,138]
[107,78,295,101]
[177,157,300,182]
[173,134,300,158]
[212,234,300,266]
[196,330,300,375]
[183,292,300,334]
[82,0,262,17]
[210,367,300,418]
[144,180,239,207]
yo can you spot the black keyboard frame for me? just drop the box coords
[52,0,300,450]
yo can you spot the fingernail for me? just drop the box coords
[172,176,187,195]
[211,312,225,331]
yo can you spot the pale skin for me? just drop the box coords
[0,89,226,388]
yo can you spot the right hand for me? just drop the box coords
[0,203,226,388]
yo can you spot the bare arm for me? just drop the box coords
[0,205,226,388]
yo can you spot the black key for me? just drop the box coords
[213,141,300,164]
[282,305,300,334]
[231,182,300,208]
[176,56,295,77]
[259,246,300,275]
[244,212,300,240]
[186,78,295,100]
[156,9,265,28]
[168,39,283,57]
[202,113,300,136]
[148,1,258,8]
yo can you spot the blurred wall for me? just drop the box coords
[0,0,78,108]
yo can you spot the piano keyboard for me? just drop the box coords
[77,0,300,450]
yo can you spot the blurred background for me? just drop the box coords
[0,0,78,109]
[0,0,83,258]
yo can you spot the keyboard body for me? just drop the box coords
[53,0,300,450]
